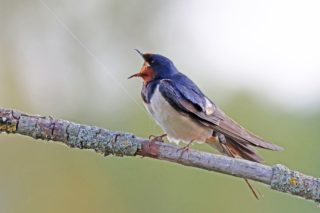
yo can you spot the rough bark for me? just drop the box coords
[0,108,319,204]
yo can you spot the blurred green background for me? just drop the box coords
[1,0,320,212]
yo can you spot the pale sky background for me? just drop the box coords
[160,0,320,110]
[1,0,319,114]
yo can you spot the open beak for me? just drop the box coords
[134,49,144,58]
[128,49,145,79]
[128,73,141,79]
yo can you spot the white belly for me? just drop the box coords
[145,86,213,144]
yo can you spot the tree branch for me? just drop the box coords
[0,108,319,204]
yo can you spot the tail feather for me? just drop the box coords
[206,135,263,163]
[225,136,263,163]
[206,134,263,199]
[215,114,284,151]
[221,140,261,199]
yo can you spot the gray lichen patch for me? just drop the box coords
[66,123,81,148]
[95,130,140,156]
[110,132,140,156]
[63,123,140,157]
[78,125,101,150]
[271,164,320,203]
[18,116,38,137]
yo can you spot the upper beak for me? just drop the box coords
[134,49,144,59]
[128,73,141,79]
[128,49,145,79]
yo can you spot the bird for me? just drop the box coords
[129,49,283,199]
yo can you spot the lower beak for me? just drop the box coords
[128,73,141,79]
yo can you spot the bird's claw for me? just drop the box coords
[148,134,167,143]
[178,144,190,152]
[177,141,194,158]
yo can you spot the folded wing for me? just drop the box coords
[158,78,283,151]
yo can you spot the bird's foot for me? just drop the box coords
[177,141,194,158]
[140,134,167,159]
[148,134,167,143]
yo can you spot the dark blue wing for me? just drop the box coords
[173,73,207,110]
[158,77,283,151]
[158,77,222,125]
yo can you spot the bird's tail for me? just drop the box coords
[206,134,263,163]
[206,134,262,199]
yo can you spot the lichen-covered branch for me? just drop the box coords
[0,108,319,204]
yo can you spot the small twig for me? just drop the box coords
[0,108,319,204]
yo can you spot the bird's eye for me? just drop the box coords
[149,58,155,64]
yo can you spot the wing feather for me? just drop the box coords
[158,78,283,151]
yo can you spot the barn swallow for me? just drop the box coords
[129,50,283,199]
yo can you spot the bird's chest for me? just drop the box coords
[144,86,212,144]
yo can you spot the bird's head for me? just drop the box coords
[128,50,177,84]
